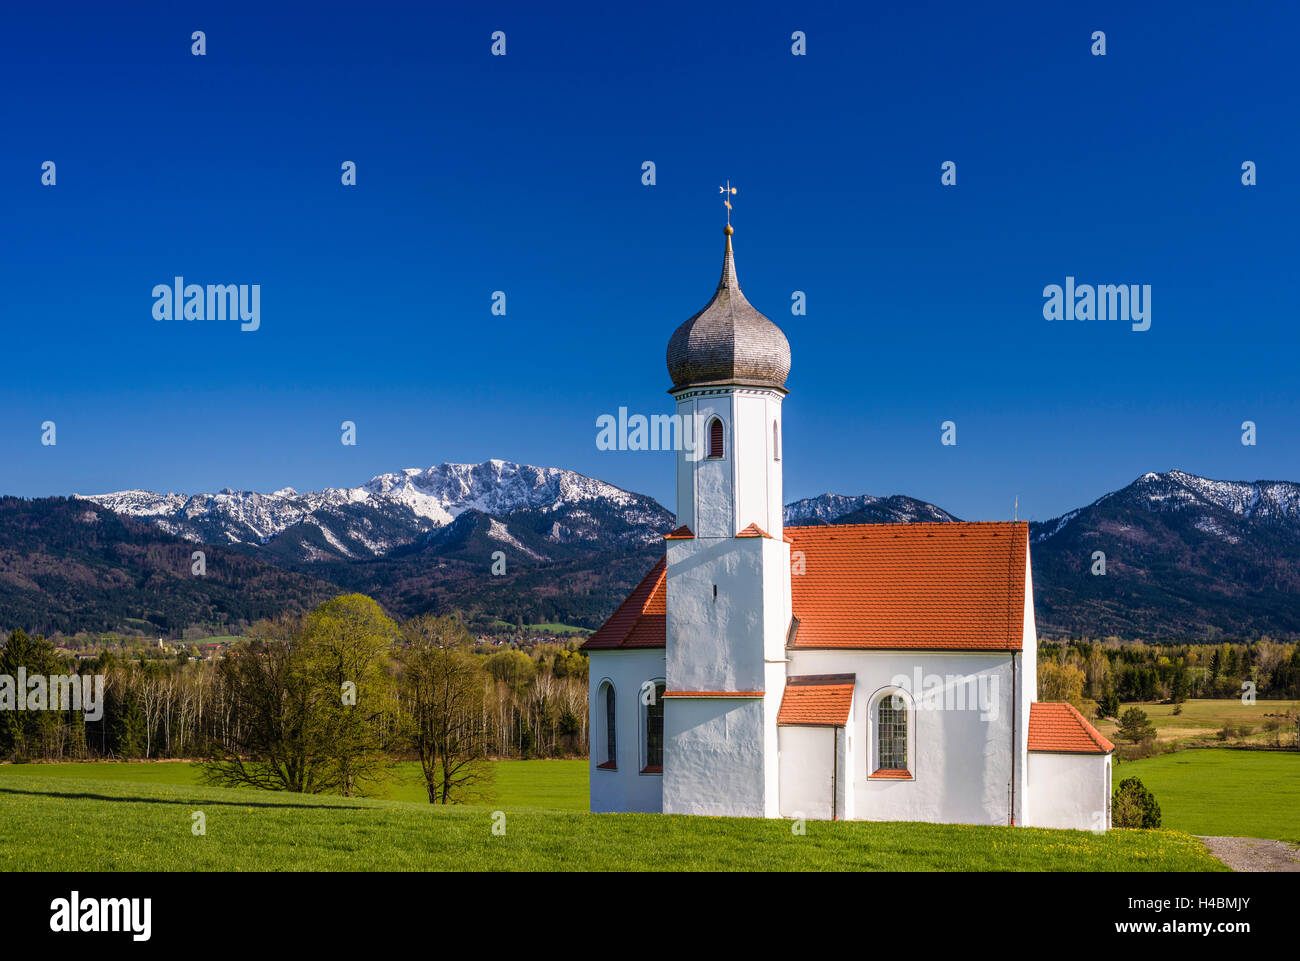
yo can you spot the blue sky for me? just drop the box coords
[3,1,1297,521]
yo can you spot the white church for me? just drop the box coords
[582,222,1114,830]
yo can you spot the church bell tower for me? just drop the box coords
[661,218,793,818]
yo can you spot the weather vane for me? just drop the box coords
[719,180,737,226]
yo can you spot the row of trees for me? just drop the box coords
[0,596,591,802]
[1037,638,1300,708]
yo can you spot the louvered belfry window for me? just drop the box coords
[708,418,724,459]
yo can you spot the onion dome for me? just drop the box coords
[666,226,791,391]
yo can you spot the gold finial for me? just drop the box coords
[719,180,737,228]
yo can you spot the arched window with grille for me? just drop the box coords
[876,692,908,773]
[643,680,666,773]
[707,417,724,459]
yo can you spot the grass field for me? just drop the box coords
[1117,749,1300,843]
[0,759,589,809]
[0,766,1222,871]
[1094,698,1300,749]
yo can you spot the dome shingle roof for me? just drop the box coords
[666,226,791,391]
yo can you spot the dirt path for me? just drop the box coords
[1198,836,1300,872]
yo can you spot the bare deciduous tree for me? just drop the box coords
[399,614,493,804]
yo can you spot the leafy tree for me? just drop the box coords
[1038,661,1086,705]
[1112,776,1161,828]
[485,649,535,696]
[303,594,399,796]
[200,615,320,792]
[200,596,397,795]
[1117,706,1157,744]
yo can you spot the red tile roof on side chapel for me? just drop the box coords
[1027,702,1115,754]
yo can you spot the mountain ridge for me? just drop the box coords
[9,463,1294,640]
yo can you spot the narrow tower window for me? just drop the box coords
[773,420,780,461]
[707,417,724,459]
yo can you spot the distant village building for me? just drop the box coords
[581,224,1113,829]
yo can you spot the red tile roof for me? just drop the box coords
[580,557,666,650]
[787,522,1029,651]
[665,525,695,540]
[777,674,855,726]
[584,521,1031,653]
[735,523,771,538]
[1028,702,1115,754]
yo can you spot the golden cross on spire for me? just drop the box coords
[719,180,737,226]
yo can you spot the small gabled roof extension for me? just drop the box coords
[1028,702,1115,754]
[777,674,856,727]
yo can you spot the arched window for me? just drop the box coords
[643,681,666,773]
[877,693,908,772]
[773,420,780,461]
[604,684,617,766]
[707,417,724,459]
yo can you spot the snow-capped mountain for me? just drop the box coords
[80,460,672,561]
[1026,470,1300,638]
[785,493,959,526]
[785,471,1300,639]
[1032,470,1300,545]
[25,465,1298,639]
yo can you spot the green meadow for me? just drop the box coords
[0,759,1226,871]
[1117,749,1300,843]
[0,759,589,809]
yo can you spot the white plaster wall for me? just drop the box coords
[673,387,784,538]
[587,650,666,813]
[765,394,784,539]
[674,397,696,532]
[663,697,766,816]
[779,726,835,819]
[733,391,784,536]
[1025,752,1111,831]
[760,538,792,663]
[676,392,734,537]
[763,659,786,817]
[664,536,789,818]
[787,650,1021,825]
[666,537,768,693]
